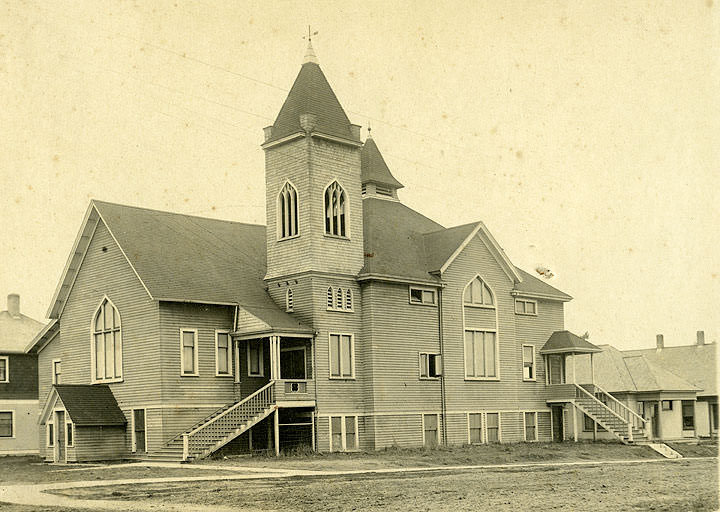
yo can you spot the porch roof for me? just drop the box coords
[43,385,127,426]
[540,330,602,354]
[232,304,314,339]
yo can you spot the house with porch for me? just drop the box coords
[31,42,651,462]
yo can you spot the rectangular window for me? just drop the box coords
[486,413,500,442]
[180,329,198,376]
[66,422,74,447]
[548,355,565,384]
[464,330,497,378]
[52,359,62,385]
[423,414,439,448]
[522,345,535,381]
[330,415,358,451]
[0,411,13,437]
[47,422,54,447]
[0,357,8,382]
[419,353,442,379]
[329,334,354,378]
[662,400,673,411]
[515,299,537,315]
[524,412,537,441]
[215,331,232,376]
[409,287,436,305]
[682,401,695,430]
[468,413,482,444]
[247,340,264,377]
[280,347,306,380]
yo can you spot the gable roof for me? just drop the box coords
[44,385,127,426]
[577,344,701,394]
[0,310,45,353]
[264,60,358,145]
[47,201,308,334]
[540,330,602,354]
[361,136,404,189]
[513,268,572,301]
[622,343,717,397]
[25,319,59,354]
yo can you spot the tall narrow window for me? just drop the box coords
[180,329,198,376]
[215,331,232,376]
[277,182,299,239]
[324,181,347,237]
[682,401,695,430]
[52,360,62,385]
[423,414,439,448]
[463,276,494,306]
[247,340,264,377]
[486,413,500,442]
[327,287,334,309]
[92,298,122,382]
[464,330,497,378]
[345,289,353,311]
[524,412,537,441]
[335,288,343,310]
[286,288,294,312]
[469,413,482,444]
[522,345,535,381]
[0,357,7,383]
[329,333,354,378]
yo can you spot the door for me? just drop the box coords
[55,411,66,463]
[133,409,146,453]
[651,403,660,439]
[552,406,564,442]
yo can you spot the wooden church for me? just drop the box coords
[29,42,645,462]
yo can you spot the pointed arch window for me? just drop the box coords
[277,182,299,239]
[327,286,354,313]
[324,181,348,237]
[345,289,353,310]
[327,287,334,309]
[286,288,294,312]
[463,276,495,307]
[92,298,123,382]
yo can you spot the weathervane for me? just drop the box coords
[303,26,318,43]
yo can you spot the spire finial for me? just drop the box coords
[367,124,373,139]
[303,26,319,64]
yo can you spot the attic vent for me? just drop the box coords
[361,184,367,196]
[286,288,294,312]
[327,287,334,309]
[376,185,393,197]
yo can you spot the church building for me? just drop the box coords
[31,43,640,462]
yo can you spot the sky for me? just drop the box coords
[1,0,718,350]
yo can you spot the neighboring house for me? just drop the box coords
[31,43,646,463]
[0,294,43,455]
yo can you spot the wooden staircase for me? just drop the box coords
[572,384,648,444]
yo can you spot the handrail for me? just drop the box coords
[574,384,628,425]
[186,381,275,437]
[589,383,647,426]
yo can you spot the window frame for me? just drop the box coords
[0,410,14,438]
[131,408,147,454]
[90,296,123,384]
[681,400,695,430]
[279,346,307,380]
[467,412,483,444]
[328,333,355,379]
[285,288,294,312]
[523,411,538,442]
[247,340,265,378]
[328,415,359,452]
[408,286,436,306]
[51,359,62,385]
[0,356,8,383]
[515,298,538,316]
[47,420,55,447]
[323,180,350,239]
[522,345,536,381]
[485,412,501,443]
[464,328,500,380]
[463,276,496,309]
[65,419,74,447]
[277,180,300,241]
[214,330,233,377]
[179,328,199,377]
[326,287,354,312]
[418,352,442,380]
[662,400,673,411]
[422,413,440,448]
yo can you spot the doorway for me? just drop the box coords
[551,406,564,442]
[651,402,660,438]
[133,409,147,453]
[54,411,66,463]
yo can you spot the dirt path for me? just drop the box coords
[1,457,716,511]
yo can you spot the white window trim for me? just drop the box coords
[523,411,538,442]
[463,328,500,381]
[421,413,440,447]
[467,412,484,444]
[131,408,148,454]
[285,288,294,313]
[328,332,355,380]
[485,411,502,443]
[247,340,264,377]
[326,287,354,313]
[515,298,538,316]
[463,275,496,309]
[522,344,536,382]
[51,358,62,385]
[0,410,15,439]
[408,286,437,306]
[0,356,8,383]
[65,419,74,448]
[328,415,359,452]
[214,330,233,377]
[234,340,241,383]
[90,295,124,384]
[46,420,54,447]
[277,180,300,241]
[418,352,442,380]
[322,178,351,240]
[179,328,199,377]
[280,346,307,380]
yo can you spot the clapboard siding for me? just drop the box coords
[362,281,442,413]
[158,302,235,405]
[160,406,221,443]
[0,354,38,400]
[70,426,126,461]
[59,220,161,407]
[266,276,315,329]
[316,415,329,452]
[446,412,471,445]
[38,333,61,405]
[373,414,424,449]
[538,410,552,441]
[501,411,524,442]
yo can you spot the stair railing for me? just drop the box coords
[183,380,275,461]
[574,384,634,441]
[582,383,648,431]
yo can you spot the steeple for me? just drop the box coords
[361,133,404,199]
[303,40,318,65]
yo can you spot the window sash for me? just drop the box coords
[465,331,497,378]
[522,345,535,380]
[330,334,354,378]
[469,413,482,443]
[216,332,231,375]
[248,342,263,376]
[92,300,122,381]
[0,412,12,437]
[682,401,695,429]
[0,358,7,382]
[181,330,197,375]
[524,412,537,441]
[486,413,500,442]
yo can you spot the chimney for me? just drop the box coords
[697,330,705,346]
[656,334,664,350]
[7,294,20,318]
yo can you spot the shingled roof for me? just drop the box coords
[361,136,404,189]
[264,57,358,144]
[540,330,602,354]
[51,385,127,426]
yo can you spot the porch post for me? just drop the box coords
[571,353,576,384]
[590,353,595,385]
[274,407,280,456]
[573,404,578,442]
[269,336,281,381]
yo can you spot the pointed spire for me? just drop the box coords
[361,135,404,190]
[303,40,319,65]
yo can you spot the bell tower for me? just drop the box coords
[262,42,364,282]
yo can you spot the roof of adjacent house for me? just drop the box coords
[265,59,358,144]
[0,309,45,353]
[360,136,404,189]
[577,344,701,394]
[540,330,602,354]
[53,385,127,426]
[623,343,717,397]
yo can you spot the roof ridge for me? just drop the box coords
[364,197,445,230]
[92,199,266,228]
[423,221,480,236]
